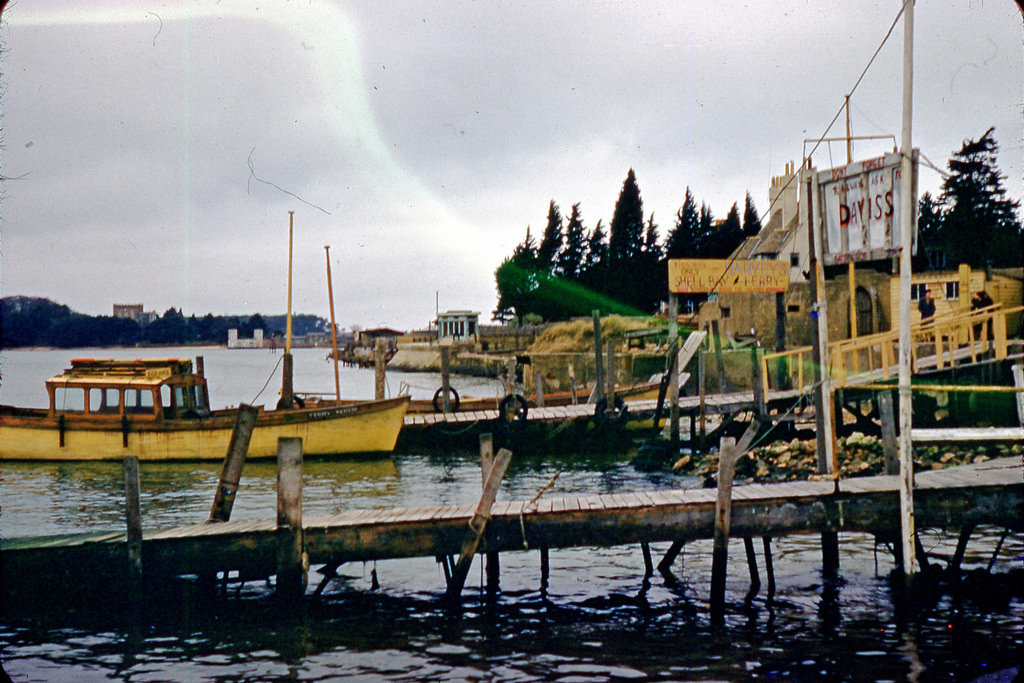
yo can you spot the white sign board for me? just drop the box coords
[818,151,917,265]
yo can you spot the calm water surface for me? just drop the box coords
[1,348,1021,681]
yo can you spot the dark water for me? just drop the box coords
[2,349,1022,681]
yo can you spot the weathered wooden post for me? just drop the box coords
[534,370,545,408]
[592,311,605,407]
[751,346,766,418]
[440,342,452,412]
[124,456,143,594]
[445,448,512,602]
[668,293,680,446]
[276,437,306,599]
[698,344,707,452]
[568,363,578,405]
[374,338,387,401]
[711,319,726,392]
[878,392,899,475]
[710,437,738,621]
[606,342,616,406]
[775,292,788,389]
[480,434,500,590]
[209,403,259,523]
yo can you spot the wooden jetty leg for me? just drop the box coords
[711,319,726,392]
[209,403,259,523]
[314,562,341,597]
[710,436,739,621]
[986,529,1008,573]
[949,525,974,573]
[276,437,306,599]
[534,370,545,408]
[698,348,707,452]
[123,456,143,595]
[641,542,654,579]
[540,546,550,594]
[486,552,501,593]
[743,536,760,594]
[762,537,776,598]
[878,392,899,475]
[445,448,513,602]
[822,530,840,584]
[657,540,685,576]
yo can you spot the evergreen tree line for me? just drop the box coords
[0,296,328,348]
[915,127,1022,272]
[494,168,762,322]
[495,128,1022,324]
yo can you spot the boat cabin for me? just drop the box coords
[45,358,211,420]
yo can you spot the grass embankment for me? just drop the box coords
[527,316,656,354]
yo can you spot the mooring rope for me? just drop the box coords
[519,471,561,550]
[250,354,285,404]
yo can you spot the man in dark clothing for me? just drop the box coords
[971,290,995,342]
[917,288,936,320]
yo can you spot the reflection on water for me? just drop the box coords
[2,447,1022,681]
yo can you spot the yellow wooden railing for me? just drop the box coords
[760,304,1021,393]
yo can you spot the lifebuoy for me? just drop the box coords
[432,387,461,413]
[497,394,528,431]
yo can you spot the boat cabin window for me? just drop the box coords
[124,388,155,415]
[53,386,86,413]
[89,387,121,414]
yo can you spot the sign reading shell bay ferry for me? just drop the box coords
[818,150,918,265]
[668,259,790,293]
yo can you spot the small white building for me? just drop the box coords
[436,310,479,342]
[227,328,265,349]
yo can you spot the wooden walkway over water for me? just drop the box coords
[4,456,1020,601]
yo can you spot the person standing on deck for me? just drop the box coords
[917,288,936,320]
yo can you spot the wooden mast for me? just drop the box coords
[278,211,296,410]
[325,245,341,401]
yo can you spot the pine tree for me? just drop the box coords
[742,192,762,237]
[664,188,699,259]
[557,202,587,281]
[935,128,1022,268]
[608,169,645,267]
[493,227,540,322]
[708,203,744,258]
[696,203,715,257]
[537,200,563,273]
[914,192,944,270]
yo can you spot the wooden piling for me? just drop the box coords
[568,363,578,405]
[445,448,512,602]
[751,347,766,417]
[123,456,143,592]
[878,392,899,475]
[374,339,387,401]
[821,530,840,584]
[480,434,500,586]
[711,319,726,392]
[668,293,680,445]
[534,370,545,408]
[592,311,605,406]
[276,437,306,598]
[209,403,258,523]
[606,342,616,405]
[743,536,760,593]
[440,343,452,412]
[710,436,738,619]
[762,537,776,597]
[641,542,654,579]
[658,540,685,575]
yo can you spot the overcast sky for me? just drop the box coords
[1,1,1020,331]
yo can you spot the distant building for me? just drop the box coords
[228,327,266,348]
[113,303,158,325]
[436,310,479,342]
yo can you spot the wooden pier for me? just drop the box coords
[3,454,1020,605]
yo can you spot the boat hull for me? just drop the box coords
[0,396,410,461]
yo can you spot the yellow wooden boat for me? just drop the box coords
[0,357,409,461]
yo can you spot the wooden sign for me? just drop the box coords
[668,258,790,293]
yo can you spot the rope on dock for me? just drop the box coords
[519,471,561,550]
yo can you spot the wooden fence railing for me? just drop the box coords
[760,304,1021,393]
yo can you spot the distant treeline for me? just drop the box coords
[0,296,329,348]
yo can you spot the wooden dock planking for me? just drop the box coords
[3,458,1020,595]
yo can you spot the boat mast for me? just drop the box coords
[325,244,341,401]
[278,211,296,409]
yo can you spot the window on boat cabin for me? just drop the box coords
[89,387,121,414]
[124,388,155,415]
[53,386,86,413]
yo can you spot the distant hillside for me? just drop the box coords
[0,296,328,348]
